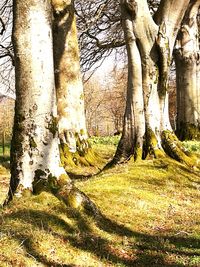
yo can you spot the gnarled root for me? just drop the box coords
[161,130,199,168]
[60,143,103,169]
[47,174,101,217]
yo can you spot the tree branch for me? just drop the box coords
[0,17,5,35]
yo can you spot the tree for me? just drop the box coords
[112,0,199,167]
[52,0,99,168]
[84,77,105,136]
[103,68,126,134]
[76,0,199,145]
[174,1,200,140]
[52,0,92,167]
[6,0,98,216]
[7,0,66,198]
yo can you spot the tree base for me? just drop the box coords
[5,172,100,218]
[106,129,199,170]
[60,143,103,169]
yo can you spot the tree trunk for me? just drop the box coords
[6,0,99,216]
[112,0,197,167]
[8,0,66,198]
[174,0,200,140]
[52,0,97,168]
[113,3,145,163]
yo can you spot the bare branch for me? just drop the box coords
[76,0,125,74]
[0,17,6,35]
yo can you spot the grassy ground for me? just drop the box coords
[0,138,200,266]
[0,144,10,156]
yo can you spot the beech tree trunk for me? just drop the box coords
[52,0,96,167]
[174,0,200,141]
[113,0,198,167]
[8,0,67,198]
[113,4,145,163]
[6,0,99,215]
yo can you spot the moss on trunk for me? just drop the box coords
[59,133,102,168]
[110,127,199,170]
[133,147,143,162]
[143,127,165,159]
[161,130,198,168]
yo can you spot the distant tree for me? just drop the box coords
[104,68,126,134]
[0,96,14,154]
[174,1,200,140]
[83,68,126,136]
[84,77,105,135]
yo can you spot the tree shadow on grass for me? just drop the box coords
[129,159,200,190]
[2,207,200,266]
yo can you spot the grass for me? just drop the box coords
[89,135,121,146]
[0,144,10,156]
[0,137,200,266]
[183,141,200,153]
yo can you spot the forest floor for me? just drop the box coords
[0,138,200,266]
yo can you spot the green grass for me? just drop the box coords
[0,144,10,167]
[89,136,200,155]
[183,140,200,153]
[0,144,10,155]
[89,135,121,146]
[0,137,200,266]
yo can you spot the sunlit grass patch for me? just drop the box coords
[75,157,200,265]
[183,140,200,153]
[0,193,116,266]
[0,138,200,266]
[89,135,121,146]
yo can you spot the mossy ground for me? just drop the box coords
[0,139,200,266]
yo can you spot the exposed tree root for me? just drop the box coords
[106,129,200,171]
[4,172,101,218]
[161,130,199,168]
[32,173,101,217]
[143,127,165,159]
[60,142,103,169]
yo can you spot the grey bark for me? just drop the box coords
[114,1,145,162]
[174,0,200,140]
[52,0,93,167]
[113,0,194,164]
[6,0,99,216]
[8,0,67,199]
